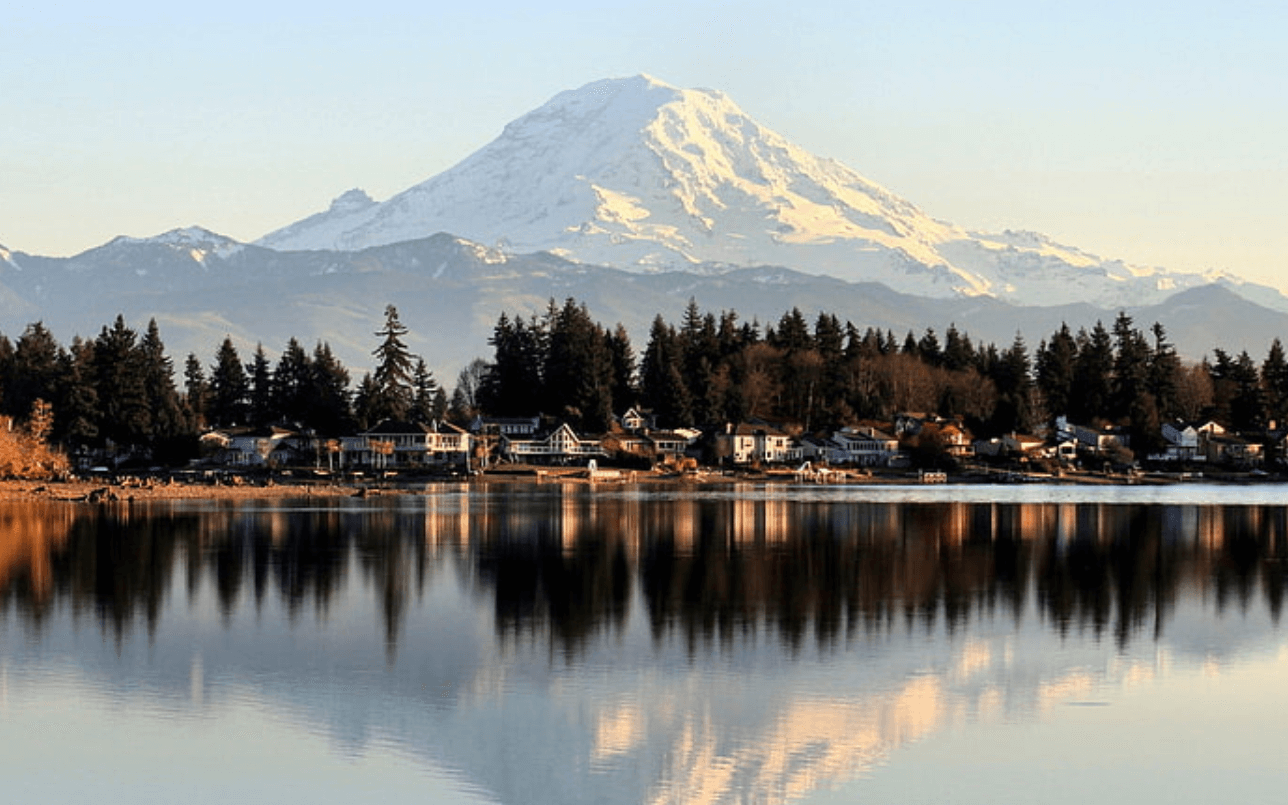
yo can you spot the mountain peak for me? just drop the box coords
[253,76,1280,309]
[329,188,376,213]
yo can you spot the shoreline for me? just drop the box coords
[0,465,1275,503]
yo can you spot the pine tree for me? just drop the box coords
[93,315,152,449]
[353,372,382,430]
[1071,322,1113,423]
[271,338,313,427]
[8,322,61,420]
[1261,338,1288,429]
[1111,312,1151,422]
[139,319,191,460]
[640,315,692,428]
[56,337,99,448]
[210,337,249,427]
[943,324,975,372]
[247,343,274,427]
[606,324,637,416]
[370,304,417,423]
[1229,350,1264,431]
[410,358,439,424]
[1036,323,1077,422]
[480,313,544,416]
[306,342,351,435]
[1148,322,1183,422]
[990,334,1033,434]
[183,353,209,427]
[543,299,613,431]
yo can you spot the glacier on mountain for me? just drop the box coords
[256,74,1266,309]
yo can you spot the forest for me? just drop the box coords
[0,297,1285,471]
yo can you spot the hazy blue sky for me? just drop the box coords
[4,1,1286,288]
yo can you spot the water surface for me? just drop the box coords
[2,483,1286,803]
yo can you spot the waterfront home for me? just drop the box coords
[1203,432,1263,468]
[341,420,472,468]
[831,425,900,467]
[201,425,303,467]
[500,422,607,464]
[714,422,797,465]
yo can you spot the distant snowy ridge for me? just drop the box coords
[256,74,1284,310]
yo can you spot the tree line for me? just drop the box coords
[1,298,1287,469]
[0,305,441,466]
[477,299,1288,453]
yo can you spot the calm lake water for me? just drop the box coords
[2,482,1287,804]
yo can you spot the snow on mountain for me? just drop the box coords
[0,244,21,272]
[257,75,1269,309]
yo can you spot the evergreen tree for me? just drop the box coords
[271,338,313,427]
[543,299,613,431]
[1229,350,1264,431]
[370,305,416,423]
[1148,322,1183,422]
[990,334,1033,434]
[139,319,191,461]
[943,324,975,372]
[306,341,351,434]
[247,343,274,427]
[1036,323,1077,422]
[56,337,99,449]
[183,353,209,428]
[480,313,544,416]
[1071,322,1113,422]
[352,372,382,431]
[410,357,439,424]
[93,315,152,449]
[1111,312,1151,422]
[7,322,61,420]
[1262,338,1288,428]
[917,328,942,367]
[606,324,637,415]
[209,337,249,427]
[640,315,692,428]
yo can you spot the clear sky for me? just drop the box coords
[4,1,1287,289]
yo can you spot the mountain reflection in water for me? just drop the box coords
[1,485,1286,804]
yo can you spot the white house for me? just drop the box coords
[831,426,899,467]
[715,423,797,465]
[501,422,606,464]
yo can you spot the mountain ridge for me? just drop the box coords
[2,228,1284,382]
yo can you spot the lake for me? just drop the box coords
[2,482,1287,803]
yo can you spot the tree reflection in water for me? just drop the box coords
[1,491,1286,655]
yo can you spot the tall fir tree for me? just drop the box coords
[1036,323,1078,422]
[370,304,417,423]
[306,341,351,434]
[209,337,249,427]
[184,353,209,428]
[247,343,274,427]
[1262,338,1288,428]
[271,338,313,427]
[93,315,152,449]
[410,358,439,424]
[139,319,191,460]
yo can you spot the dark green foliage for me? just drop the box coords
[6,322,61,420]
[411,358,439,424]
[271,338,313,427]
[93,316,153,448]
[209,337,248,427]
[1071,322,1113,423]
[247,343,274,427]
[370,305,417,423]
[306,342,352,435]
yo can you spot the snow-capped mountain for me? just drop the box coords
[258,75,1275,309]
